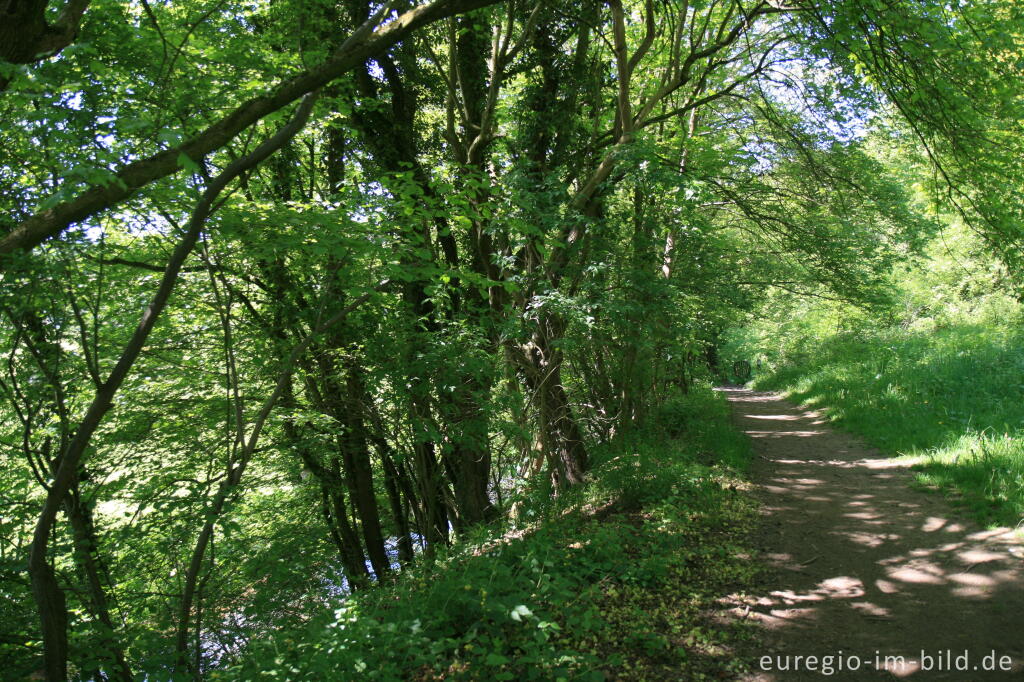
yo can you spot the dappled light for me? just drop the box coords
[721,388,1024,680]
[748,323,1024,528]
[3,0,1024,676]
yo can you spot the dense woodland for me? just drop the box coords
[1,0,1023,679]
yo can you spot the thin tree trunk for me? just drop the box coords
[27,92,319,682]
[411,410,451,548]
[447,373,495,526]
[173,283,380,671]
[327,483,372,588]
[340,362,390,578]
[305,345,390,577]
[318,486,369,586]
[281,377,371,587]
[65,488,132,682]
[508,314,589,488]
[379,450,415,564]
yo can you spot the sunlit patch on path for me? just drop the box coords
[718,388,1024,680]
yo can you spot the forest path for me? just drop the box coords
[718,388,1024,680]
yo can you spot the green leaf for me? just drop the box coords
[485,653,509,665]
[177,153,201,174]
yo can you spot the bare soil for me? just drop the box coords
[719,388,1024,680]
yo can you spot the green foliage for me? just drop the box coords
[750,323,1024,527]
[649,390,752,473]
[730,228,1024,526]
[4,0,1024,677]
[219,389,756,681]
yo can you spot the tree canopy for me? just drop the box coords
[1,0,1022,678]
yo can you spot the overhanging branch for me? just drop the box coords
[0,0,504,266]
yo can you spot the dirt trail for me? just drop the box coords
[719,388,1024,680]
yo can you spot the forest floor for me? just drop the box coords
[718,388,1024,680]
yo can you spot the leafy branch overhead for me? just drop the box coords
[0,0,1022,679]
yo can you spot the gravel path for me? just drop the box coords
[720,388,1024,680]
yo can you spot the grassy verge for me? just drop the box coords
[219,388,758,681]
[751,324,1024,527]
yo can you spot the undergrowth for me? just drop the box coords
[218,388,757,681]
[749,324,1024,528]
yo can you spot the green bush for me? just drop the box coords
[219,389,756,681]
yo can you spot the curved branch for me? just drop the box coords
[0,0,504,265]
[26,91,319,682]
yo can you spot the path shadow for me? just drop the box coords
[718,388,1024,681]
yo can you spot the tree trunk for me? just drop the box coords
[281,379,371,588]
[65,488,133,681]
[410,409,451,547]
[379,448,415,565]
[536,363,589,488]
[508,313,589,488]
[28,554,67,681]
[338,362,390,578]
[432,341,496,528]
[325,482,372,589]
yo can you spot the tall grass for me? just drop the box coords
[752,324,1024,528]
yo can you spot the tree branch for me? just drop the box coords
[0,0,504,265]
[26,91,319,682]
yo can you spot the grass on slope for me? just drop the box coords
[218,389,758,681]
[753,324,1024,528]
